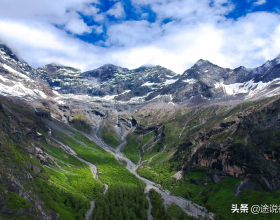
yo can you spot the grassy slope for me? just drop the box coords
[0,96,103,220]
[71,110,91,134]
[100,129,121,148]
[39,140,104,199]
[35,131,105,220]
[140,132,154,149]
[0,139,37,220]
[121,133,140,164]
[51,127,142,187]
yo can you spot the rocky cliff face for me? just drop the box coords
[0,96,59,219]
[36,63,83,94]
[34,62,179,101]
[80,64,179,100]
[154,96,280,193]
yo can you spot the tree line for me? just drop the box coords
[149,189,172,220]
[92,184,148,220]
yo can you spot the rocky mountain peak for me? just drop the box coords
[234,66,246,71]
[0,44,21,62]
[133,65,178,78]
[134,64,157,72]
[193,59,224,72]
[249,55,280,77]
[194,59,211,67]
[181,59,229,82]
[262,55,280,69]
[38,63,81,75]
[101,63,124,69]
[82,64,129,81]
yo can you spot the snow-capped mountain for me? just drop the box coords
[36,63,85,94]
[36,62,179,101]
[141,56,280,105]
[0,45,55,101]
[1,43,280,107]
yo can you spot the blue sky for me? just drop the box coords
[0,0,279,73]
[78,0,280,45]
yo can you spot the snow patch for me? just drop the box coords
[213,79,280,99]
[57,100,66,104]
[3,64,30,80]
[121,90,131,94]
[165,75,174,78]
[214,80,257,95]
[129,92,153,103]
[0,77,48,100]
[0,75,7,82]
[183,78,196,84]
[102,94,118,100]
[163,79,177,85]
[142,82,158,87]
[36,90,47,98]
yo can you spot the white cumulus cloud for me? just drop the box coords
[65,18,92,34]
[107,2,125,18]
[253,0,267,6]
[0,0,279,74]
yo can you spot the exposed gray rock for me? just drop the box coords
[37,154,48,164]
[234,178,260,196]
[205,171,233,184]
[35,147,43,154]
[31,165,41,174]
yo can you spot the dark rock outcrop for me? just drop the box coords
[234,177,260,196]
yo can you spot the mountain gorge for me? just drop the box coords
[1,43,280,220]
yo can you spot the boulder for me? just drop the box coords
[35,147,43,154]
[172,170,183,180]
[37,155,48,164]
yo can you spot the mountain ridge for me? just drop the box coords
[2,43,280,104]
